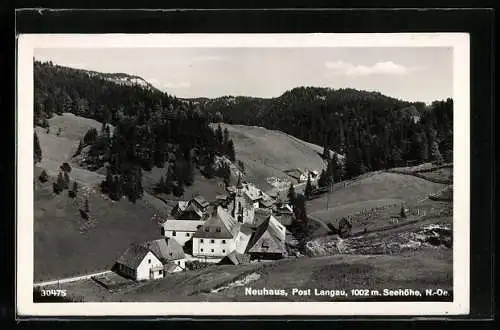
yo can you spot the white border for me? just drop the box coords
[17,33,470,317]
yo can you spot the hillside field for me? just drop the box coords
[210,123,327,191]
[306,172,445,214]
[34,167,163,281]
[43,247,452,302]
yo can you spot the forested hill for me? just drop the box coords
[197,87,453,179]
[34,60,235,203]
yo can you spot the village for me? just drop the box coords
[111,172,315,283]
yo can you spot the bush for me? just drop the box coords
[60,162,72,173]
[38,170,48,183]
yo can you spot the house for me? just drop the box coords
[171,201,189,218]
[176,202,205,220]
[192,206,239,259]
[140,238,186,272]
[215,194,230,207]
[234,223,255,254]
[218,251,251,265]
[246,215,287,260]
[253,208,273,227]
[229,187,256,225]
[161,220,205,246]
[115,244,164,281]
[277,203,294,215]
[190,195,210,212]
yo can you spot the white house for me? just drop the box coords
[115,244,164,281]
[234,224,254,254]
[140,238,187,272]
[192,206,239,259]
[161,220,205,246]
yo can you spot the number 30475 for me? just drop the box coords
[40,289,67,297]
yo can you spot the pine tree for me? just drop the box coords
[63,172,70,189]
[287,183,296,205]
[34,132,42,164]
[216,124,223,146]
[223,127,229,146]
[227,140,236,161]
[165,166,174,194]
[69,181,78,198]
[38,170,48,183]
[431,140,444,165]
[53,172,65,194]
[304,174,313,199]
[155,176,165,194]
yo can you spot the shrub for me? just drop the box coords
[38,170,48,183]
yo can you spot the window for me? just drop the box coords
[210,239,215,243]
[205,228,209,232]
[211,249,214,252]
[222,240,226,244]
[201,248,204,252]
[172,231,176,236]
[148,259,151,264]
[159,270,163,275]
[170,252,173,256]
[200,239,204,243]
[222,249,226,253]
[216,227,221,233]
[186,233,190,237]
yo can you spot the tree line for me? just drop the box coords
[34,60,238,202]
[199,87,453,181]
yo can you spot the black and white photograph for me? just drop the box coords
[17,33,470,316]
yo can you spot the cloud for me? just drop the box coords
[191,55,227,63]
[325,60,421,76]
[163,81,191,89]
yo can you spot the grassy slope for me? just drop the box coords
[34,114,168,281]
[34,170,162,281]
[53,247,451,302]
[307,172,445,214]
[210,123,327,191]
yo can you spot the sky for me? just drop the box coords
[34,47,453,103]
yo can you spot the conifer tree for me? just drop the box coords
[431,140,444,165]
[287,183,296,205]
[38,170,48,183]
[227,140,236,162]
[34,132,42,164]
[216,124,223,145]
[63,172,70,189]
[304,174,313,199]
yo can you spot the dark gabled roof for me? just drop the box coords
[254,208,273,227]
[247,216,286,254]
[191,196,210,208]
[116,244,154,269]
[140,238,185,262]
[193,206,237,239]
[219,251,251,265]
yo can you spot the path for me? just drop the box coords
[34,270,112,288]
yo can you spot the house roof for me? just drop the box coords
[247,215,286,254]
[175,201,189,211]
[219,251,251,265]
[193,206,238,239]
[162,220,205,232]
[254,208,273,227]
[116,244,154,269]
[180,203,204,218]
[164,261,181,273]
[191,196,210,208]
[140,238,185,261]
